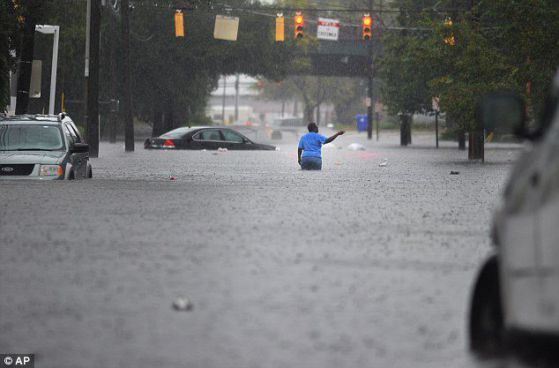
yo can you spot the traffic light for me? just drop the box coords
[275,14,285,42]
[174,10,184,38]
[294,12,304,39]
[443,17,455,46]
[362,14,372,40]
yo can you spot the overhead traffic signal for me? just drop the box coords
[362,14,372,40]
[275,14,285,42]
[174,10,184,37]
[443,17,455,46]
[294,12,304,39]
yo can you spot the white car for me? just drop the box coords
[469,71,559,356]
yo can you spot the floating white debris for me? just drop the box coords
[217,147,228,152]
[347,143,366,151]
[173,297,193,311]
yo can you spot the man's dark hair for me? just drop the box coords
[307,122,318,132]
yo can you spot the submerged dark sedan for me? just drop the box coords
[144,126,276,150]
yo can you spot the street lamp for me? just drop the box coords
[35,25,60,115]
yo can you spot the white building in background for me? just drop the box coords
[208,74,335,126]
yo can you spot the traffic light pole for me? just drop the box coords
[366,0,374,140]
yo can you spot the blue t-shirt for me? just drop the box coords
[298,132,327,158]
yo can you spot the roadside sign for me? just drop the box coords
[317,18,340,41]
[30,60,42,98]
[214,15,239,41]
[432,97,440,112]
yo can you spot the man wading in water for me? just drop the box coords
[298,123,345,170]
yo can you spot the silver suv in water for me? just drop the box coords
[0,114,92,180]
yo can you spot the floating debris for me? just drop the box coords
[450,171,460,175]
[173,297,193,311]
[347,143,366,151]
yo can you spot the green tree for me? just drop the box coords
[0,1,21,111]
[378,0,559,158]
[128,1,298,136]
[479,0,559,117]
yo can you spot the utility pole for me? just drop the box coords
[34,25,59,115]
[316,77,321,125]
[85,0,100,157]
[435,111,439,148]
[121,0,134,151]
[234,74,239,122]
[376,0,382,141]
[222,76,227,125]
[107,4,118,144]
[366,0,374,140]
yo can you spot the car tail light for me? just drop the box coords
[163,139,175,148]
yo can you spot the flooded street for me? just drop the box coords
[0,132,526,368]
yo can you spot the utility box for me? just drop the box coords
[355,114,368,132]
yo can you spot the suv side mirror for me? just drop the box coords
[71,143,89,153]
[478,93,528,140]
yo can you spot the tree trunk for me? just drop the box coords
[468,130,484,161]
[304,104,314,123]
[151,105,163,137]
[108,110,118,143]
[400,114,412,146]
[163,100,175,131]
[408,118,412,144]
[15,3,40,114]
[165,110,174,131]
[458,130,466,150]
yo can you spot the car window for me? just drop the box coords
[161,127,194,139]
[67,122,82,143]
[222,129,245,143]
[194,130,222,141]
[0,124,65,151]
[64,124,78,145]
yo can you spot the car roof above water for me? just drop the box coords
[0,115,62,125]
